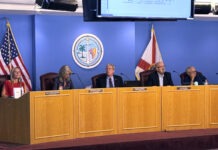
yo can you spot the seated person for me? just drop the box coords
[146,61,174,86]
[96,64,123,88]
[181,66,208,85]
[53,65,74,90]
[1,67,27,98]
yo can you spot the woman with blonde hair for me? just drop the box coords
[53,65,74,90]
[1,67,27,98]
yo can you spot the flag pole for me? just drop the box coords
[6,20,12,75]
[7,20,22,57]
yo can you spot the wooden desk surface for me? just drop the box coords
[0,86,217,144]
[162,86,206,131]
[118,87,161,134]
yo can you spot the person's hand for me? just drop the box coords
[58,86,63,90]
[190,73,196,81]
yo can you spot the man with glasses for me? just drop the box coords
[181,66,208,85]
[146,61,174,86]
[96,64,123,88]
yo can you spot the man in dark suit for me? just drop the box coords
[181,66,208,85]
[96,64,123,88]
[146,62,174,86]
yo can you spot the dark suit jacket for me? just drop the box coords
[96,74,124,88]
[146,71,174,86]
[181,72,207,85]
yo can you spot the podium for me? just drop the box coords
[0,90,74,144]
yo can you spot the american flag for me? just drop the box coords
[0,22,32,91]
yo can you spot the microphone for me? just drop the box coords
[19,77,23,95]
[120,72,130,80]
[18,77,22,83]
[72,73,85,88]
[172,70,180,77]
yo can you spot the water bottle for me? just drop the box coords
[194,81,198,86]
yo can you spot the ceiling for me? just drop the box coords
[0,0,218,20]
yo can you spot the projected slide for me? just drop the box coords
[99,0,192,19]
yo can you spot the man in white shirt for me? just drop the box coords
[146,62,174,86]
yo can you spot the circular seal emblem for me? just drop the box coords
[72,34,104,69]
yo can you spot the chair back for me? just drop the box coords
[40,72,58,90]
[0,75,10,96]
[91,73,106,88]
[139,70,155,86]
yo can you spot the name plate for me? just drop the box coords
[13,87,24,99]
[177,86,191,90]
[132,87,147,91]
[89,89,103,93]
[45,91,60,95]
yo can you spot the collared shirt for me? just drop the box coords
[182,73,207,85]
[106,76,115,88]
[158,73,164,86]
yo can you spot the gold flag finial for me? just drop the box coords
[151,24,154,32]
[6,19,10,28]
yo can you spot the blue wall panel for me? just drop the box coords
[0,15,34,86]
[34,15,135,90]
[0,14,218,90]
[135,21,218,85]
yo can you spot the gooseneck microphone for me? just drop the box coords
[172,70,181,85]
[72,73,85,88]
[120,72,130,80]
[173,70,180,77]
[19,77,23,95]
